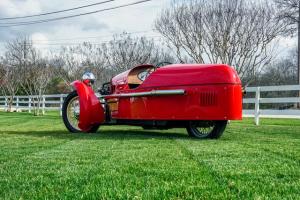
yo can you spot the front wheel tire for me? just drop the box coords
[62,91,100,133]
[186,121,228,139]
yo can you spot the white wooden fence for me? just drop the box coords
[243,85,300,125]
[0,94,67,116]
[0,85,299,125]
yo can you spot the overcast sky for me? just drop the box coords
[0,0,296,57]
[0,0,171,53]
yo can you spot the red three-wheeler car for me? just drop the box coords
[62,64,242,139]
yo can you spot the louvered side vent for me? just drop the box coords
[200,92,218,106]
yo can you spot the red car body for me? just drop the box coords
[66,64,242,137]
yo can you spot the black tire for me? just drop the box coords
[62,91,100,133]
[88,125,100,133]
[186,120,227,139]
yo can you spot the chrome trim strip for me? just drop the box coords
[106,89,185,98]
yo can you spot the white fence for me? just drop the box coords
[0,94,67,116]
[243,85,300,125]
[0,85,300,125]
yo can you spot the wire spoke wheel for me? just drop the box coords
[186,120,227,139]
[62,91,82,133]
[191,121,215,138]
[62,91,100,133]
[66,96,80,131]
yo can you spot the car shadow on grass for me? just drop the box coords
[3,129,190,141]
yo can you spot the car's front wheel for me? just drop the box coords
[186,121,227,139]
[62,91,99,133]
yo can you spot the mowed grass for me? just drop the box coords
[0,112,299,199]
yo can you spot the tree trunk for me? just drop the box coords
[32,98,37,116]
[7,96,13,112]
[36,97,41,116]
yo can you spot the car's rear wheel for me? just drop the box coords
[62,91,99,133]
[186,121,227,139]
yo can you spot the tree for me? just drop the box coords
[0,61,8,96]
[275,0,300,108]
[103,33,175,74]
[274,0,300,105]
[54,34,175,90]
[250,48,298,109]
[155,0,287,82]
[5,36,53,115]
[78,42,110,89]
[0,59,20,111]
[52,42,110,90]
[53,46,83,85]
[274,0,299,36]
[257,48,297,86]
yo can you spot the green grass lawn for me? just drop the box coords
[0,112,299,199]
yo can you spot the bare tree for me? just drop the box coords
[30,59,53,115]
[52,42,110,90]
[155,0,287,82]
[274,0,299,36]
[103,33,175,74]
[0,61,8,97]
[0,58,20,111]
[5,36,53,115]
[257,48,297,86]
[55,34,175,89]
[274,0,299,107]
[78,42,110,88]
[53,46,83,85]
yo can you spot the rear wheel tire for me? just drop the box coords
[62,91,100,133]
[186,121,227,139]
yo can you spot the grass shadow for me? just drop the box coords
[2,129,190,141]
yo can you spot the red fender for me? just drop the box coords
[71,80,105,132]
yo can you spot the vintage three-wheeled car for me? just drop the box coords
[62,64,242,139]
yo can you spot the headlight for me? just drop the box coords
[82,72,96,85]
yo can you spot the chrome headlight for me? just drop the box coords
[82,72,96,84]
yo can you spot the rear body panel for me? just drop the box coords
[105,64,242,121]
[106,84,242,120]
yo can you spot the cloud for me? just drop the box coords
[0,0,171,53]
[32,32,49,45]
[0,0,42,17]
[278,36,297,48]
[81,17,109,31]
